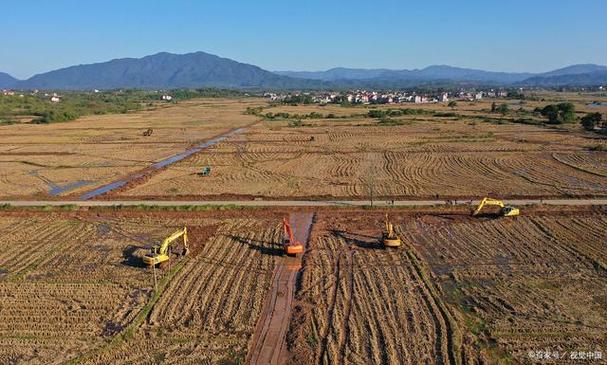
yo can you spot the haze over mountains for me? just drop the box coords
[1,51,606,90]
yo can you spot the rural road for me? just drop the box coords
[1,198,606,208]
[248,213,314,365]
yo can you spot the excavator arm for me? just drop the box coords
[385,215,395,239]
[157,227,188,256]
[473,198,504,216]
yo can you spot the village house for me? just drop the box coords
[413,95,429,103]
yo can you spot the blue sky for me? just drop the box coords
[2,0,606,79]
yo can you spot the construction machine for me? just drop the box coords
[198,166,211,176]
[382,213,402,248]
[282,218,304,256]
[473,198,520,217]
[142,227,189,267]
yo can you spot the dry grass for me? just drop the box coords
[0,211,280,364]
[0,98,264,198]
[118,103,607,199]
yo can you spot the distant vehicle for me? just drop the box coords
[198,166,211,176]
[143,128,154,137]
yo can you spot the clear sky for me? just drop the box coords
[2,0,606,79]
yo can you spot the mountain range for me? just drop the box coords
[1,52,606,90]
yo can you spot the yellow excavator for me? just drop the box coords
[142,227,189,266]
[473,198,520,217]
[382,213,402,248]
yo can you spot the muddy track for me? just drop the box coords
[247,212,315,365]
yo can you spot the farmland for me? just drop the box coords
[0,91,606,365]
[0,209,282,364]
[0,98,264,199]
[113,97,607,200]
[287,207,607,364]
[1,95,606,201]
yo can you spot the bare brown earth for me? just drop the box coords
[0,205,605,364]
[287,207,607,364]
[248,212,314,365]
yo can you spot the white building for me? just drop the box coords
[439,92,449,103]
[474,92,483,100]
[413,95,428,103]
[161,95,173,101]
[50,96,61,103]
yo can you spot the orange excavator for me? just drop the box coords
[283,217,304,256]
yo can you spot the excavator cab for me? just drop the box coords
[501,206,520,217]
[473,198,520,217]
[282,218,304,256]
[382,213,402,248]
[142,227,189,266]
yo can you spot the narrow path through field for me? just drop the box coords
[248,212,314,365]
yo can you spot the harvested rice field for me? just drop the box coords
[0,98,264,199]
[117,109,607,199]
[287,207,607,364]
[0,209,282,364]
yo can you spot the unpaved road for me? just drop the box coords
[248,212,314,365]
[1,198,606,207]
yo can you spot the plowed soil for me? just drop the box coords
[287,208,607,364]
[0,209,285,364]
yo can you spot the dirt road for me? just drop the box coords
[1,198,606,207]
[248,212,314,365]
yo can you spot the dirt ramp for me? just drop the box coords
[248,212,314,365]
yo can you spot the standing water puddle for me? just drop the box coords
[79,127,246,200]
[29,170,94,196]
[50,180,94,196]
